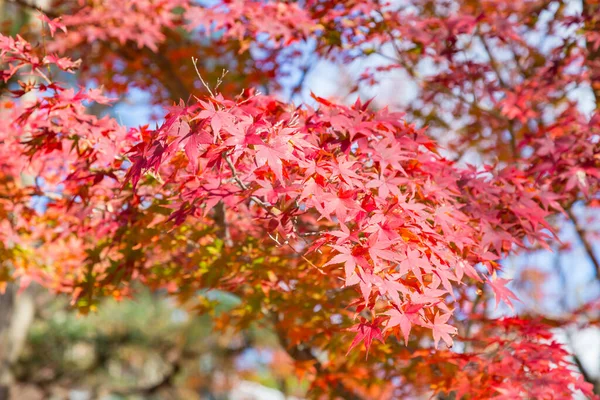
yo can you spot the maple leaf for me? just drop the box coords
[43,54,80,72]
[385,308,412,345]
[347,319,384,358]
[488,272,519,310]
[367,235,400,273]
[328,222,359,245]
[181,127,212,171]
[324,245,358,284]
[329,158,363,187]
[399,248,428,284]
[39,14,67,37]
[430,312,457,349]
[255,142,287,183]
[194,100,236,141]
[365,172,403,199]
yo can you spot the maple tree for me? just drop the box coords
[1,0,600,398]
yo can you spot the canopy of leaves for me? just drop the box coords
[1,0,599,399]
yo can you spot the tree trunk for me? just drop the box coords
[0,285,15,400]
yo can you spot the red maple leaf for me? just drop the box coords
[347,318,385,358]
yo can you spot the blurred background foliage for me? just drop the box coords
[11,287,308,399]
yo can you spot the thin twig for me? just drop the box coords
[214,69,228,92]
[268,232,324,275]
[192,57,215,97]
[222,152,272,211]
[222,152,324,274]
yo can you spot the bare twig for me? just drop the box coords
[192,57,215,97]
[214,69,228,92]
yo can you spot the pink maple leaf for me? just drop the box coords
[431,312,457,349]
[385,308,412,345]
[488,272,519,310]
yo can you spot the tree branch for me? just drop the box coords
[145,48,190,103]
[477,31,518,157]
[566,207,600,280]
[566,330,600,395]
[9,0,57,18]
[583,0,600,110]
